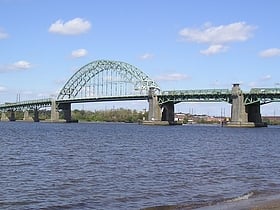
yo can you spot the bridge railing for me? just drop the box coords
[160,89,231,96]
[0,98,53,110]
[249,88,280,94]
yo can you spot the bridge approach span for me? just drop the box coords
[158,89,232,104]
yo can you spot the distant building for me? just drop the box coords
[174,113,227,124]
[262,116,280,124]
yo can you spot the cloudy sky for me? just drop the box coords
[0,0,280,115]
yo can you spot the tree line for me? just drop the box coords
[11,108,147,123]
[71,108,147,123]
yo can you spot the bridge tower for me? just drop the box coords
[229,84,266,127]
[230,83,247,123]
[148,87,161,121]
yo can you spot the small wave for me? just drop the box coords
[226,191,254,202]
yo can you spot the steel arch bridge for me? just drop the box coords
[57,60,160,100]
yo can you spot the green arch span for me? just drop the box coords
[57,60,160,100]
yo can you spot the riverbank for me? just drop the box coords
[194,193,280,210]
[142,193,280,210]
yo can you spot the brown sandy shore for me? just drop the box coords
[142,194,280,210]
[195,194,280,210]
[250,200,280,210]
[195,199,280,210]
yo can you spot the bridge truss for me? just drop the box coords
[0,98,52,111]
[244,88,280,105]
[158,89,232,105]
[57,60,160,100]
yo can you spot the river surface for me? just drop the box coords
[0,122,280,209]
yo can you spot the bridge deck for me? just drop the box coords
[1,88,280,111]
[0,98,52,110]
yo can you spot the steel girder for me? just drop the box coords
[158,89,231,105]
[244,88,280,105]
[57,60,160,100]
[0,98,52,112]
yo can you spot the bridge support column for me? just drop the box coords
[51,100,60,122]
[9,110,16,121]
[246,102,265,126]
[33,109,39,122]
[23,110,33,121]
[230,84,247,124]
[59,103,73,123]
[228,84,267,127]
[161,102,175,122]
[1,112,9,121]
[148,87,161,121]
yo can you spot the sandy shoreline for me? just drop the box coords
[142,194,280,210]
[193,194,280,210]
[250,199,280,210]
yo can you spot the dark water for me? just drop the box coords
[1,122,280,210]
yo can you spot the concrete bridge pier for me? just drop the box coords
[161,102,175,122]
[51,100,60,122]
[23,109,39,122]
[59,103,73,123]
[49,101,77,123]
[246,102,264,126]
[33,109,39,122]
[230,84,247,124]
[148,87,161,121]
[8,110,16,121]
[1,112,9,121]
[228,84,266,127]
[23,110,33,121]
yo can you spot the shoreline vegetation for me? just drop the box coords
[9,108,280,125]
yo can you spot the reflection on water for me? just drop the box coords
[1,122,280,209]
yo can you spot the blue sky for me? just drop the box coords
[1,0,280,116]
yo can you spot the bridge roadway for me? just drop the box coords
[1,87,280,110]
[1,86,280,126]
[0,89,232,111]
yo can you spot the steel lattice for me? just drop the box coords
[57,60,160,100]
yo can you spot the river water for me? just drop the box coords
[0,122,280,209]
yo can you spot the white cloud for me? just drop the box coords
[71,48,88,58]
[259,48,280,58]
[156,73,190,81]
[200,44,228,55]
[0,30,8,39]
[0,60,32,73]
[179,22,256,55]
[140,53,154,60]
[12,60,31,69]
[179,22,255,44]
[49,18,91,35]
[261,74,272,81]
[247,75,272,88]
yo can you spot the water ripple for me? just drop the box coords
[1,122,280,209]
